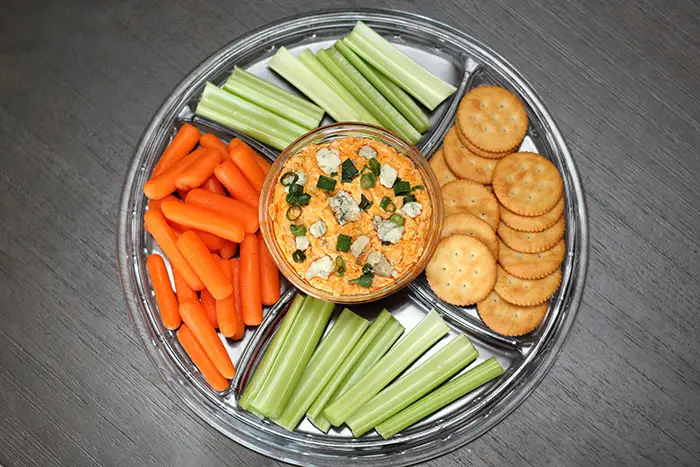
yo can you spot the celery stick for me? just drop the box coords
[239,294,305,410]
[306,310,394,425]
[275,308,369,430]
[376,357,505,439]
[316,48,421,144]
[344,22,456,110]
[309,415,331,433]
[336,39,431,133]
[323,309,449,427]
[224,68,324,129]
[346,335,477,436]
[248,296,335,419]
[298,50,379,125]
[268,47,365,123]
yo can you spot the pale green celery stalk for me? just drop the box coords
[376,357,505,439]
[268,46,365,123]
[346,335,477,437]
[298,50,379,125]
[309,415,331,433]
[323,309,449,427]
[224,67,324,129]
[316,48,421,144]
[195,83,306,150]
[275,309,370,430]
[238,294,306,410]
[248,296,335,419]
[307,310,399,430]
[335,39,431,133]
[344,21,456,110]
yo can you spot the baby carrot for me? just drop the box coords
[177,324,230,391]
[148,194,179,214]
[146,254,181,330]
[202,176,227,196]
[239,233,262,326]
[173,269,198,303]
[230,258,243,327]
[200,288,218,329]
[215,255,244,339]
[184,188,259,233]
[228,137,271,174]
[258,233,280,306]
[176,230,233,300]
[144,147,207,200]
[167,216,227,252]
[174,149,221,191]
[229,142,266,191]
[227,137,242,152]
[153,123,200,177]
[144,210,203,291]
[219,241,237,260]
[200,133,229,160]
[162,201,244,243]
[178,300,235,379]
[214,161,260,207]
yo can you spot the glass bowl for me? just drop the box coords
[259,122,443,305]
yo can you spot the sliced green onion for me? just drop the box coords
[336,234,352,252]
[369,158,381,176]
[341,158,359,183]
[323,309,449,427]
[376,357,505,439]
[344,22,456,110]
[361,173,377,189]
[403,194,416,204]
[334,256,346,276]
[280,171,299,186]
[285,192,298,205]
[359,194,373,211]
[349,273,373,287]
[316,175,337,192]
[390,214,405,226]
[275,309,370,430]
[292,249,306,263]
[346,335,478,437]
[298,193,311,206]
[286,205,302,221]
[393,180,411,196]
[290,224,307,236]
[330,171,339,177]
[412,184,425,191]
[380,196,396,212]
[336,39,431,133]
[362,263,373,275]
[288,183,303,196]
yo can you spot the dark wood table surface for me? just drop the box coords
[1,0,699,465]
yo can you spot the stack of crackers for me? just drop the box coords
[426,86,566,337]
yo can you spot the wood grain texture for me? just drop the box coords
[1,0,699,466]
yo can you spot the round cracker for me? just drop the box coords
[442,180,500,230]
[442,213,499,258]
[492,152,564,216]
[429,148,459,188]
[443,127,498,184]
[494,266,561,306]
[456,125,512,159]
[497,216,565,253]
[498,238,565,279]
[477,290,548,336]
[426,235,497,306]
[456,86,528,153]
[500,196,565,232]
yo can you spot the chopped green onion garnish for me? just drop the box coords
[390,214,405,226]
[331,171,339,177]
[290,224,307,236]
[336,234,352,252]
[360,173,377,189]
[288,183,303,195]
[317,175,337,192]
[380,196,396,212]
[286,192,298,204]
[369,158,381,176]
[298,193,311,206]
[292,249,306,263]
[393,180,411,196]
[281,171,299,186]
[412,185,425,191]
[334,256,346,276]
[349,273,373,287]
[403,194,416,204]
[286,205,302,221]
[359,194,373,211]
[341,158,359,183]
[362,263,373,275]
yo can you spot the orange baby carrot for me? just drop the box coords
[227,137,242,152]
[146,254,181,330]
[153,123,200,177]
[200,133,229,160]
[258,233,280,306]
[184,188,259,234]
[148,194,179,215]
[228,138,271,174]
[144,210,203,291]
[214,161,260,207]
[202,176,227,196]
[200,288,218,329]
[167,217,227,252]
[176,230,233,300]
[215,255,244,339]
[218,241,237,260]
[162,201,244,243]
[230,258,243,327]
[229,142,266,191]
[144,147,207,200]
[173,269,198,304]
[174,149,221,191]
[178,299,235,379]
[177,324,230,391]
[239,233,262,326]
